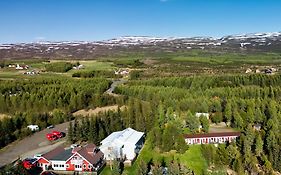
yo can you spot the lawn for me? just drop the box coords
[176,145,208,175]
[100,166,112,175]
[120,140,208,175]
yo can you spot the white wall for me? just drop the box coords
[51,160,66,171]
[123,143,136,160]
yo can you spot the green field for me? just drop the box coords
[171,53,281,65]
[0,60,116,79]
[114,140,208,175]
[176,145,208,175]
[74,60,115,71]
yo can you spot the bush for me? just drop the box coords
[45,62,73,72]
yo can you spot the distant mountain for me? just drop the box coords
[0,32,281,59]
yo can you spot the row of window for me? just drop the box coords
[50,163,93,169]
[53,164,65,168]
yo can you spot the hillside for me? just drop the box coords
[0,32,281,60]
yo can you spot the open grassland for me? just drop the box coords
[0,69,25,79]
[0,60,116,79]
[170,52,281,65]
[1,51,281,79]
[72,60,115,71]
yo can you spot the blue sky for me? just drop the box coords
[0,0,281,43]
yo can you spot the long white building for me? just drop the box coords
[99,128,144,165]
[184,132,240,145]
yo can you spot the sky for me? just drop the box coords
[0,0,281,43]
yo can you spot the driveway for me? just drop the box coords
[0,122,70,168]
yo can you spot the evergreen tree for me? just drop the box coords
[68,121,74,143]
[224,101,232,124]
[255,134,263,157]
[185,111,200,133]
[200,115,209,133]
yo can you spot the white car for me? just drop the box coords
[34,154,42,159]
[47,125,54,129]
[70,144,79,148]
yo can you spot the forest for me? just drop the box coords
[0,58,281,175]
[114,74,281,174]
[0,77,114,149]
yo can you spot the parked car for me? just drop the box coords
[46,133,58,141]
[22,158,38,169]
[34,154,42,159]
[47,125,54,129]
[52,131,64,138]
[70,144,79,148]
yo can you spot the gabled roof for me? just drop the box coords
[77,144,104,165]
[100,128,144,147]
[51,149,72,161]
[42,146,65,160]
[66,144,104,166]
[184,132,241,139]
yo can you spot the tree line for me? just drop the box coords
[0,77,116,149]
[115,74,281,174]
[0,77,112,113]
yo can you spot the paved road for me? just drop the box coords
[0,122,69,167]
[106,79,127,94]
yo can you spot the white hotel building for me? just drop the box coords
[184,132,241,145]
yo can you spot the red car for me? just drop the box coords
[22,158,37,169]
[52,131,63,138]
[46,133,58,141]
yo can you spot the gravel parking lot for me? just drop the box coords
[0,122,70,168]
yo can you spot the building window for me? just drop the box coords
[75,164,82,168]
[83,164,87,169]
[88,164,92,169]
[66,164,69,168]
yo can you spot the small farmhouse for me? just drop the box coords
[37,144,104,172]
[99,128,144,165]
[184,132,240,145]
[16,64,28,70]
[114,69,129,75]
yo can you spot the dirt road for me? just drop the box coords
[106,78,127,94]
[73,105,126,117]
[0,122,70,168]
